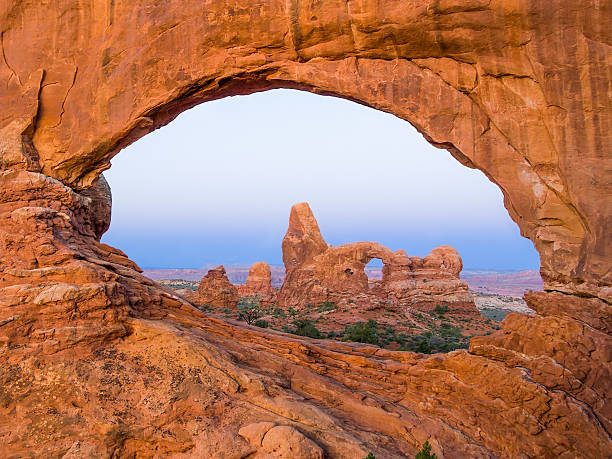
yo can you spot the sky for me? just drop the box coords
[101,89,539,271]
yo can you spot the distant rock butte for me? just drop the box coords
[195,265,239,309]
[276,204,477,315]
[0,1,610,457]
[238,261,276,301]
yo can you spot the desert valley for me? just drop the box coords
[153,203,532,354]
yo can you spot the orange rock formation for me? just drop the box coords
[237,261,276,300]
[276,203,477,314]
[0,1,610,457]
[195,265,239,309]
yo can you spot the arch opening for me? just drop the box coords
[102,88,540,353]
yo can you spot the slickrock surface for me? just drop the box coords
[195,265,239,310]
[237,261,276,301]
[277,203,477,314]
[0,1,610,457]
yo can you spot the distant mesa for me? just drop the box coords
[275,203,478,315]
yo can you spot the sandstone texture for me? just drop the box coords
[238,261,276,301]
[195,265,239,310]
[277,203,477,314]
[0,1,610,457]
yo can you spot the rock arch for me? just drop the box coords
[0,1,610,457]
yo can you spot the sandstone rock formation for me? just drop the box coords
[276,203,477,314]
[0,1,610,457]
[238,261,276,301]
[195,265,239,309]
[238,422,325,459]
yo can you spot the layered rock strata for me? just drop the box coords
[0,0,610,457]
[237,261,276,301]
[276,203,477,314]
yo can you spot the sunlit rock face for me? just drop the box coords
[195,265,239,310]
[0,1,610,457]
[276,203,478,314]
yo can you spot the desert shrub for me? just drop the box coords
[254,319,269,328]
[272,307,286,318]
[316,301,337,312]
[343,320,380,346]
[291,319,322,338]
[480,308,509,322]
[415,440,437,459]
[199,304,213,312]
[401,324,467,354]
[287,307,298,316]
[238,298,262,325]
[434,304,449,315]
[364,454,376,459]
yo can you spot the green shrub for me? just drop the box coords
[254,319,269,328]
[415,440,437,459]
[292,319,322,339]
[400,324,467,354]
[343,320,380,346]
[434,304,449,315]
[316,301,337,312]
[364,454,376,459]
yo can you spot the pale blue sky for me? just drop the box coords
[101,89,539,270]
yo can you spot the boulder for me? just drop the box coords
[239,423,325,459]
